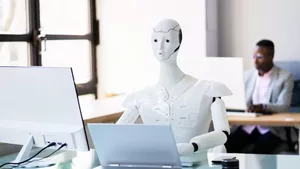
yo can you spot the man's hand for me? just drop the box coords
[248,104,273,114]
[247,104,264,113]
[176,143,194,156]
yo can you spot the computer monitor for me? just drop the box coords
[0,67,89,164]
[178,56,247,110]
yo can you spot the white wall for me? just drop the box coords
[217,0,300,70]
[97,0,206,95]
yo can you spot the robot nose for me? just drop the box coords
[159,53,162,55]
[159,41,164,49]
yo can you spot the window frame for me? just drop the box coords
[0,0,99,98]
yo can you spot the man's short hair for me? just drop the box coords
[256,39,275,56]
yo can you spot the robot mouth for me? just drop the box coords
[159,53,162,55]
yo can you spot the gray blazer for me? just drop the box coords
[244,66,294,140]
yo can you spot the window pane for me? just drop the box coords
[40,0,90,35]
[0,0,28,34]
[0,42,29,66]
[41,40,91,84]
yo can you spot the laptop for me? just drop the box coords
[88,124,182,169]
[225,79,263,117]
[224,63,263,117]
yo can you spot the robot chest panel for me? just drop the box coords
[138,96,211,128]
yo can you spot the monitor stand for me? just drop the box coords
[10,134,56,168]
[12,134,34,163]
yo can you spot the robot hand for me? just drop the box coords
[176,143,194,156]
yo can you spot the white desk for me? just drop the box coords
[2,149,300,169]
[92,152,300,169]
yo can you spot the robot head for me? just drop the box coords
[151,19,182,61]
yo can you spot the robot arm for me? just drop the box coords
[116,106,139,124]
[116,93,140,124]
[177,82,232,155]
[189,97,230,151]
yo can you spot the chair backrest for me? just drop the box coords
[275,61,300,109]
[275,61,300,80]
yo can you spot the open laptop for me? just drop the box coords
[223,68,263,117]
[88,124,182,169]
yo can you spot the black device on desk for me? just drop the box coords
[211,156,236,164]
[212,156,239,169]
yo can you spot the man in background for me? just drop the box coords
[225,39,294,154]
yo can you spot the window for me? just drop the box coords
[0,0,99,99]
[0,0,29,65]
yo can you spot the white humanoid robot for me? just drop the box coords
[117,19,232,163]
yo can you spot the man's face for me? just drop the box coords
[253,46,273,71]
[151,30,180,61]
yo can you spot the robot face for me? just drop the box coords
[151,19,182,61]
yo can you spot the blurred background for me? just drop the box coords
[0,0,299,120]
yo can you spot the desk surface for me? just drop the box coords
[228,113,300,126]
[1,149,300,169]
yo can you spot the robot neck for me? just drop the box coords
[158,61,185,91]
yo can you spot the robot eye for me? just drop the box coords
[154,39,157,42]
[166,39,170,43]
